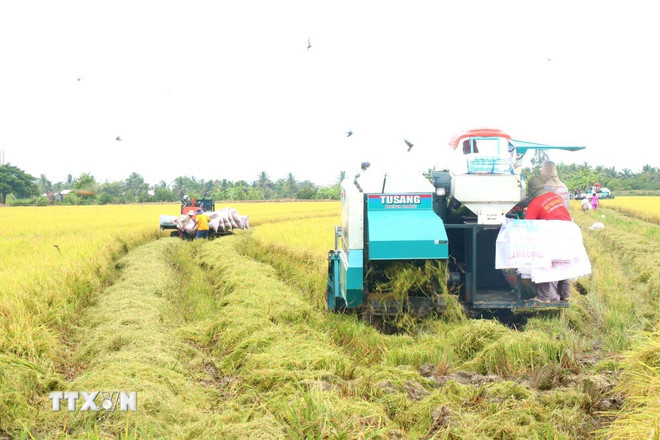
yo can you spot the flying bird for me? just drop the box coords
[307,37,311,51]
[53,244,61,254]
[346,130,353,137]
[404,139,414,151]
[116,136,122,141]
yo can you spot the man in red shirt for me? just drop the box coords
[525,177,572,303]
[525,181,572,221]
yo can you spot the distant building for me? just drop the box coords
[56,189,73,202]
[42,192,57,203]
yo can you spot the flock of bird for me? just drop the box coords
[307,38,415,153]
[93,36,416,152]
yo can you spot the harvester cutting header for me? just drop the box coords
[326,128,589,316]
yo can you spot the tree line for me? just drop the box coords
[0,165,345,206]
[1,161,658,206]
[522,161,660,195]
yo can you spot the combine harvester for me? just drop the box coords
[326,128,589,316]
[159,196,249,238]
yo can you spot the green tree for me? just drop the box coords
[247,187,265,200]
[97,181,124,204]
[124,172,147,192]
[285,173,297,198]
[296,180,317,199]
[73,172,97,190]
[315,184,340,199]
[153,186,177,202]
[124,172,149,202]
[38,174,53,194]
[0,164,38,204]
[172,176,203,200]
[226,185,248,200]
[256,171,272,190]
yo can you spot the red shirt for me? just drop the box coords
[526,192,572,221]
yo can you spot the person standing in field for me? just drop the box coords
[581,197,590,213]
[194,210,211,239]
[525,177,572,303]
[541,161,570,210]
[177,210,195,239]
[591,192,598,210]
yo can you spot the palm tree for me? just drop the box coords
[38,174,52,194]
[124,172,146,192]
[256,171,271,190]
[172,177,187,200]
[285,173,297,198]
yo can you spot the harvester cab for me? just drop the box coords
[326,128,587,316]
[181,196,215,216]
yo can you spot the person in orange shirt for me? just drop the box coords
[194,210,211,239]
[525,177,572,221]
[525,177,572,304]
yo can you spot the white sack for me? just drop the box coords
[218,208,232,230]
[230,208,242,224]
[184,222,198,235]
[496,218,591,283]
[160,215,179,228]
[209,217,222,233]
[495,220,551,269]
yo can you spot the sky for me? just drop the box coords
[1,1,658,187]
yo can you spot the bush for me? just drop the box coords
[97,193,113,205]
[7,198,33,206]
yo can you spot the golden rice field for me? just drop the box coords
[0,202,337,354]
[1,197,660,439]
[597,196,660,224]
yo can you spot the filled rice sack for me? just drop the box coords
[240,215,249,230]
[159,215,179,228]
[209,217,222,233]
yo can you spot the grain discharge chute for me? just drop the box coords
[326,128,587,315]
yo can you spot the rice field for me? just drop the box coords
[1,197,659,439]
[596,196,660,224]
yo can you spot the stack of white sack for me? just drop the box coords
[495,219,591,283]
[206,207,250,233]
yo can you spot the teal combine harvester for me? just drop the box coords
[326,128,585,315]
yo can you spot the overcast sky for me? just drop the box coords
[1,1,658,187]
